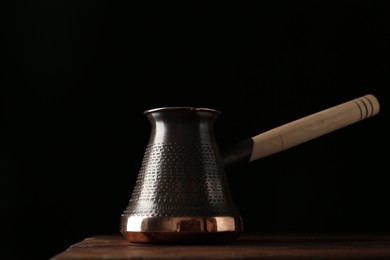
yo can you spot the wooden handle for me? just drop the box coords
[249,94,380,162]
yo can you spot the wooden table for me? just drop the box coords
[51,232,390,259]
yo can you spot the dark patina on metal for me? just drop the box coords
[121,107,243,243]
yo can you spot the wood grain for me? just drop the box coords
[51,232,390,259]
[250,94,380,161]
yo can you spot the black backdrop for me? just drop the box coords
[1,2,389,259]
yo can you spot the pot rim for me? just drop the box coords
[144,106,221,115]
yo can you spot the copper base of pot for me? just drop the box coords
[120,216,243,244]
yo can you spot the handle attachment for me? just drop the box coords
[222,94,380,168]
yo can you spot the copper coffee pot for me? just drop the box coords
[120,94,380,244]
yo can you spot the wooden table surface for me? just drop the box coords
[50,232,390,259]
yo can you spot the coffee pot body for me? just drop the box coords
[120,107,243,243]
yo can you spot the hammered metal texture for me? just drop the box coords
[123,108,240,218]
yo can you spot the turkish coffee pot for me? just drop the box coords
[120,94,380,243]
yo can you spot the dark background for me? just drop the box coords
[1,1,389,259]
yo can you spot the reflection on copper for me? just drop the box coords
[120,216,243,243]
